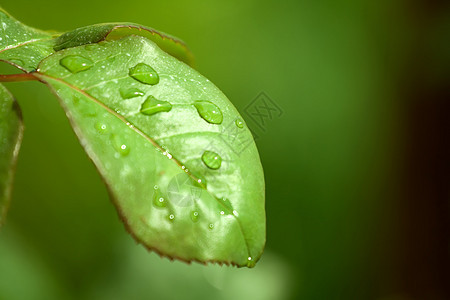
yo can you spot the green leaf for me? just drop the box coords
[0,84,23,227]
[53,23,195,67]
[0,7,55,71]
[36,35,265,267]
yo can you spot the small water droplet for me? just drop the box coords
[190,211,199,222]
[154,185,158,190]
[119,87,145,99]
[140,95,172,115]
[95,122,108,134]
[220,211,225,215]
[153,189,166,207]
[129,63,159,85]
[235,118,244,128]
[110,134,130,156]
[247,257,256,268]
[201,150,222,169]
[193,101,223,124]
[208,223,214,230]
[168,214,175,221]
[60,55,93,73]
[233,210,239,217]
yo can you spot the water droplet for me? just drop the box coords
[233,210,239,217]
[154,185,158,189]
[247,257,256,268]
[220,211,225,215]
[129,63,159,85]
[168,214,175,221]
[140,95,172,115]
[191,211,199,222]
[110,134,130,156]
[119,87,145,99]
[95,122,108,134]
[153,188,166,207]
[201,150,222,169]
[235,118,244,128]
[193,101,223,124]
[60,55,93,73]
[208,223,214,230]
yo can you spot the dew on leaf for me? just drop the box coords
[59,55,93,73]
[129,63,159,85]
[110,134,130,156]
[168,214,175,221]
[119,87,145,99]
[193,101,223,124]
[153,191,166,207]
[190,211,199,222]
[235,118,244,128]
[94,122,108,134]
[201,150,222,169]
[208,223,214,230]
[140,95,172,115]
[247,257,256,268]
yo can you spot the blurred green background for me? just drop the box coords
[1,0,449,299]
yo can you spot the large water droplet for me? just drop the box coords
[140,95,172,115]
[193,101,223,124]
[190,211,199,222]
[110,134,130,156]
[129,63,159,85]
[201,150,222,169]
[235,118,244,128]
[60,55,93,73]
[119,87,145,99]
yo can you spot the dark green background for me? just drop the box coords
[0,0,448,299]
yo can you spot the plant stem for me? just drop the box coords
[0,73,39,82]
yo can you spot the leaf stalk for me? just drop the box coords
[0,73,39,82]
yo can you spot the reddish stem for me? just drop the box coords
[0,72,39,82]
